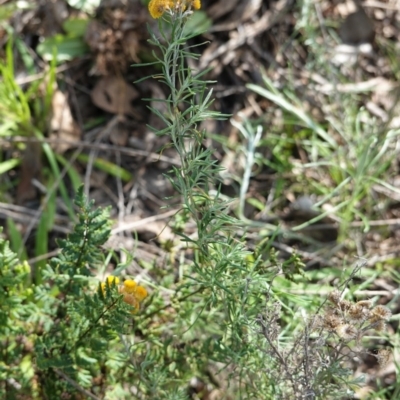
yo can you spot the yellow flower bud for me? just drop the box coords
[106,276,120,285]
[100,282,106,294]
[135,286,148,301]
[123,279,137,294]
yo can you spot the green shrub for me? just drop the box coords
[0,2,392,399]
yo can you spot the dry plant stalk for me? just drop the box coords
[256,290,392,399]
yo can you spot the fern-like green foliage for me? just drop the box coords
[33,186,119,395]
[0,187,140,399]
[0,238,30,327]
[0,237,33,399]
[51,185,111,279]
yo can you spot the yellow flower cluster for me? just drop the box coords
[148,0,201,19]
[101,276,148,313]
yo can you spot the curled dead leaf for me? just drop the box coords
[50,89,81,154]
[91,75,139,117]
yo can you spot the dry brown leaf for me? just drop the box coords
[124,30,140,63]
[91,75,139,117]
[50,89,81,154]
[16,142,42,205]
[210,0,263,31]
[207,0,241,21]
[339,5,375,45]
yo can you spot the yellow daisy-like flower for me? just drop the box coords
[191,0,201,10]
[123,279,137,294]
[134,286,148,301]
[148,0,201,19]
[148,0,173,19]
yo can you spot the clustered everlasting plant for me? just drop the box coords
[0,1,394,399]
[255,284,393,399]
